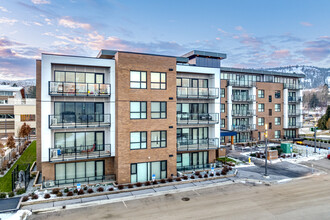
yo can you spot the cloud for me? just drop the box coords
[302,38,330,61]
[270,49,290,59]
[239,33,263,49]
[0,6,9,12]
[300,22,312,27]
[235,26,243,31]
[0,17,18,25]
[31,0,51,4]
[58,17,92,30]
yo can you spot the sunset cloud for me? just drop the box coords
[0,6,9,12]
[300,22,312,27]
[0,17,18,25]
[58,17,92,30]
[31,0,50,5]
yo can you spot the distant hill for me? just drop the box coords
[264,65,330,89]
[0,79,36,87]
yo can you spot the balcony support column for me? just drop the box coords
[227,85,232,130]
[252,86,257,126]
[231,136,234,150]
[283,89,288,129]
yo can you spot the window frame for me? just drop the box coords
[130,131,147,150]
[130,71,147,89]
[258,90,264,98]
[151,131,167,148]
[275,90,281,99]
[151,72,167,90]
[220,103,225,113]
[151,102,167,119]
[275,104,281,112]
[258,117,265,126]
[130,101,147,119]
[275,117,281,125]
[258,103,265,112]
[220,88,225,98]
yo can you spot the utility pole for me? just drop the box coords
[314,123,317,153]
[264,124,268,176]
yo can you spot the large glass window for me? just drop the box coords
[130,161,167,183]
[176,152,208,169]
[258,104,264,112]
[275,104,281,112]
[275,117,281,125]
[151,102,166,119]
[54,71,104,84]
[151,72,166,90]
[130,71,147,89]
[258,117,265,126]
[275,130,281,139]
[275,90,281,98]
[258,90,264,98]
[151,131,167,148]
[130,102,147,119]
[130,132,147,150]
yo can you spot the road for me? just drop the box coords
[29,159,330,220]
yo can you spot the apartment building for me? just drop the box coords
[0,85,36,138]
[36,49,304,185]
[220,67,304,144]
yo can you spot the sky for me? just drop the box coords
[0,0,330,80]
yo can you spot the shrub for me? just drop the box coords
[78,189,84,195]
[118,185,124,189]
[114,181,118,185]
[216,172,220,176]
[16,188,25,195]
[0,193,6,199]
[128,184,134,188]
[221,167,229,175]
[87,188,94,194]
[210,173,214,177]
[8,192,14,197]
[135,182,142,187]
[66,191,73,196]
[228,166,232,171]
[51,188,60,194]
[97,187,104,192]
[108,187,114,191]
[11,151,17,159]
[22,196,29,202]
[204,174,208,178]
[198,174,203,178]
[182,176,188,180]
[64,188,69,193]
[152,180,158,185]
[190,175,195,179]
[56,192,63,197]
[44,193,51,199]
[175,177,182,181]
[167,178,173,182]
[144,181,151,186]
[160,179,166,183]
[32,194,39,199]
[2,160,8,169]
[195,171,200,176]
[83,186,88,191]
[73,189,78,194]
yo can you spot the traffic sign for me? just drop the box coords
[152,174,156,181]
[77,183,81,190]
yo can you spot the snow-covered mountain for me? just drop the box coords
[0,79,36,87]
[264,65,330,89]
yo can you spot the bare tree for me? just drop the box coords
[6,135,16,150]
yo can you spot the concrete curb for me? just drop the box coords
[21,171,237,207]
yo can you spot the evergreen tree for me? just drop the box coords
[317,106,330,130]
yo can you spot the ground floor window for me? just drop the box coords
[177,152,208,169]
[234,132,251,143]
[285,130,296,139]
[130,160,167,183]
[55,160,104,184]
[220,136,225,143]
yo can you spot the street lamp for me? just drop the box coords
[264,124,268,176]
[314,123,317,153]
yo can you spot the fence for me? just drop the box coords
[11,163,30,192]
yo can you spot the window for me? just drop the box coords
[20,114,35,121]
[221,136,225,143]
[55,131,105,151]
[151,72,166,90]
[258,117,264,126]
[54,71,104,84]
[0,91,13,96]
[220,88,225,98]
[269,122,272,129]
[275,130,281,139]
[269,95,272,102]
[130,161,167,183]
[258,104,264,112]
[275,104,281,112]
[151,131,167,148]
[130,102,147,119]
[221,119,225,128]
[221,104,225,113]
[151,102,166,119]
[176,78,182,87]
[275,90,281,98]
[269,109,272,116]
[130,132,147,149]
[130,71,147,89]
[258,90,264,98]
[275,117,281,125]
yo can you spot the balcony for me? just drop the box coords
[49,114,111,129]
[287,122,303,128]
[232,95,255,102]
[227,80,256,88]
[177,138,219,151]
[49,81,110,97]
[49,144,111,162]
[177,87,219,99]
[232,110,256,117]
[284,84,303,90]
[177,113,219,125]
[288,110,301,116]
[288,96,302,103]
[231,124,256,131]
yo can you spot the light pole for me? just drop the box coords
[314,123,317,153]
[264,124,268,176]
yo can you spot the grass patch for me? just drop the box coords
[0,140,36,192]
[217,157,238,164]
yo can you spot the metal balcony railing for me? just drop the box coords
[49,114,111,129]
[284,84,303,90]
[231,124,256,131]
[177,87,219,99]
[232,110,256,117]
[288,96,302,103]
[49,144,111,162]
[177,113,219,125]
[287,122,303,128]
[232,95,256,102]
[49,81,111,97]
[177,138,219,151]
[227,80,256,87]
[43,175,116,188]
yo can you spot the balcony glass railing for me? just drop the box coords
[288,96,302,102]
[288,110,301,116]
[231,124,256,131]
[232,110,256,117]
[177,138,219,151]
[177,113,219,125]
[232,95,255,102]
[284,84,303,90]
[49,81,110,96]
[49,144,111,162]
[49,114,111,129]
[287,122,302,128]
[177,87,219,99]
[227,80,256,87]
